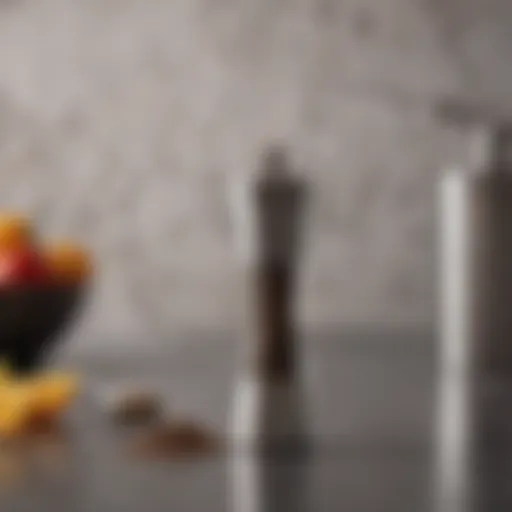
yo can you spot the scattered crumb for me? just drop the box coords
[109,390,162,426]
[130,420,222,460]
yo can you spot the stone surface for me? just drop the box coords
[3,333,437,512]
[5,332,512,511]
[0,0,507,344]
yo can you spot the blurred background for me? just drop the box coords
[0,0,507,347]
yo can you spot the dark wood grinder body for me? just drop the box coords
[250,164,306,383]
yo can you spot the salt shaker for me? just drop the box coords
[440,121,512,376]
[437,114,512,511]
[229,146,309,453]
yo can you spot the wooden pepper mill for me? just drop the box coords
[229,145,309,453]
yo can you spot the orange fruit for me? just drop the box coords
[0,214,34,251]
[42,242,92,285]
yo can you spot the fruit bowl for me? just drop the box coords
[0,285,83,374]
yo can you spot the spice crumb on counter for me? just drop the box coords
[109,390,163,426]
[129,420,222,460]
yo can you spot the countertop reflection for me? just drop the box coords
[2,332,509,512]
[436,368,512,512]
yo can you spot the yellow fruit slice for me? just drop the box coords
[29,374,80,419]
[0,384,35,437]
[0,372,80,437]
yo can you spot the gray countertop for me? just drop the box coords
[0,331,507,511]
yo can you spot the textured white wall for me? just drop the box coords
[0,0,507,344]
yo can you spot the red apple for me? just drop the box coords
[0,248,47,288]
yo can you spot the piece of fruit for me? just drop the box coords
[0,214,33,251]
[0,372,79,438]
[42,242,92,285]
[0,384,35,437]
[0,248,47,287]
[28,374,79,420]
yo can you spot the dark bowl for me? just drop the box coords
[0,285,84,375]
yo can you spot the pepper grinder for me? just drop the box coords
[229,146,309,453]
[440,119,512,376]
